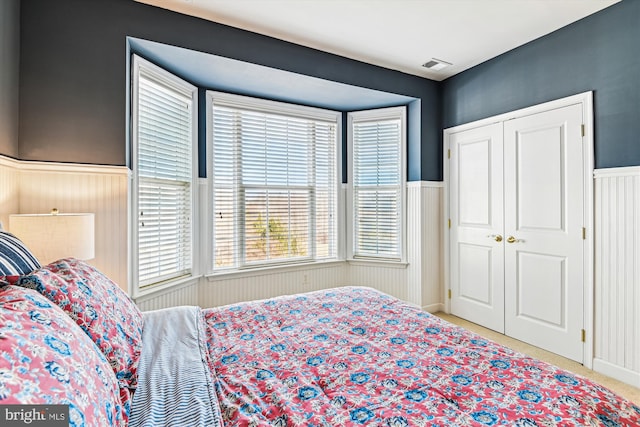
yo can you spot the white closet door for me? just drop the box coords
[503,103,584,363]
[449,123,505,333]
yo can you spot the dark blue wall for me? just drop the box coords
[442,0,640,170]
[0,0,21,158]
[17,0,440,181]
[16,0,638,179]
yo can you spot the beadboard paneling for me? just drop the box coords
[0,157,19,230]
[11,159,129,288]
[406,182,423,306]
[421,183,444,312]
[347,261,409,301]
[405,182,443,311]
[593,167,640,387]
[135,279,200,311]
[200,262,347,308]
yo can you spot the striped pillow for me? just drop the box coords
[0,231,41,283]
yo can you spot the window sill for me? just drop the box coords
[205,259,347,282]
[347,258,409,269]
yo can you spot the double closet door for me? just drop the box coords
[448,102,586,363]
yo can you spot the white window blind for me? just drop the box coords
[134,58,196,287]
[349,107,406,260]
[210,93,339,270]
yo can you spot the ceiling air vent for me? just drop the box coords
[422,58,452,71]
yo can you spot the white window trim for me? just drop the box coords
[205,91,343,275]
[347,106,407,263]
[130,55,199,298]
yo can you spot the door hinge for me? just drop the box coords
[582,227,586,240]
[581,124,585,137]
[448,219,451,229]
[448,289,452,299]
[448,149,451,159]
[581,329,586,342]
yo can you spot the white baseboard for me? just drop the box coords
[592,358,640,389]
[423,303,444,313]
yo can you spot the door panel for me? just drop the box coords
[450,123,504,333]
[517,126,565,231]
[458,139,490,226]
[458,243,493,305]
[516,252,566,327]
[504,104,584,363]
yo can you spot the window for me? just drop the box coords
[209,92,340,271]
[348,107,406,261]
[131,56,197,288]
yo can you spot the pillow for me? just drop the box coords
[16,258,144,391]
[0,285,128,426]
[0,231,41,284]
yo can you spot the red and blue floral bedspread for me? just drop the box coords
[203,286,640,426]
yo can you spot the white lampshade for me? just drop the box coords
[9,212,95,264]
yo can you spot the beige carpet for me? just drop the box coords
[434,312,640,406]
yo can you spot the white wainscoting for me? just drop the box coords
[406,182,423,306]
[135,279,200,311]
[593,167,640,387]
[1,159,446,314]
[0,155,129,288]
[200,262,348,308]
[420,182,444,312]
[347,260,409,302]
[0,157,19,230]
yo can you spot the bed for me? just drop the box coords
[1,231,639,426]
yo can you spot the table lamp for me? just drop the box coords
[9,209,95,264]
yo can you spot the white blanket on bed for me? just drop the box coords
[129,306,222,427]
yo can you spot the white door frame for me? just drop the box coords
[443,91,594,368]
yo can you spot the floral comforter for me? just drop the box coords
[203,286,640,426]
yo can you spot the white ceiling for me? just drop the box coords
[136,0,619,81]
